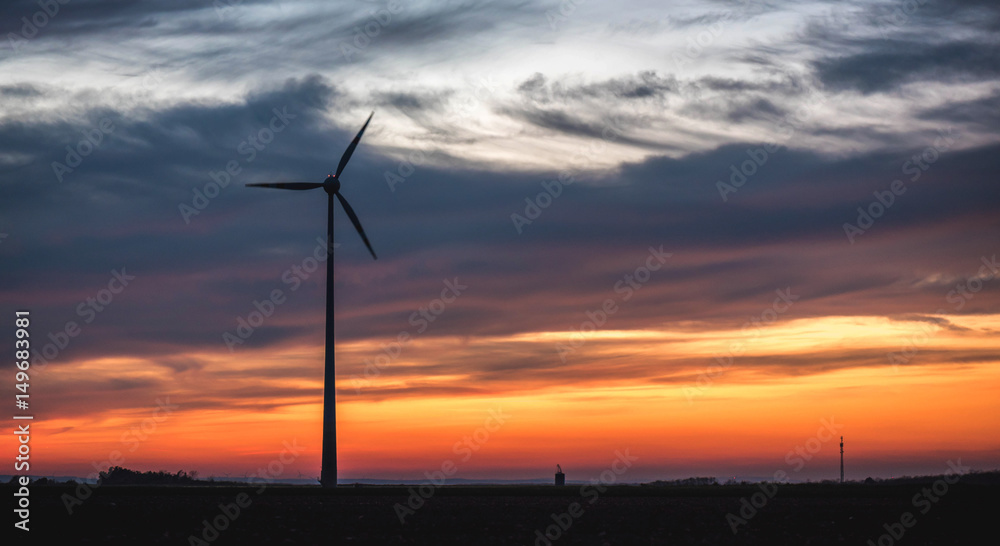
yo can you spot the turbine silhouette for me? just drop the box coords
[247,111,377,487]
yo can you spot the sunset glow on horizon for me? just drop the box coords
[19,309,1000,482]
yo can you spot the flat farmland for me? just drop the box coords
[11,481,993,545]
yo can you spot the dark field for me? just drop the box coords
[12,481,994,545]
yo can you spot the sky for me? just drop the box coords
[1,0,998,484]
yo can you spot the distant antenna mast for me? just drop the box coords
[840,436,844,484]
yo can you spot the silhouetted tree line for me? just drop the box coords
[859,470,999,486]
[98,466,200,485]
[647,477,718,486]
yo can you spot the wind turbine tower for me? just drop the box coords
[247,112,377,487]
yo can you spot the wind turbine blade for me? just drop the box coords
[335,111,374,178]
[335,192,377,260]
[246,182,324,190]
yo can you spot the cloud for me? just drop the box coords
[683,95,788,123]
[374,90,450,113]
[888,315,972,332]
[515,71,677,103]
[497,105,666,150]
[813,39,1000,94]
[0,83,44,97]
[4,68,998,375]
[918,91,1000,130]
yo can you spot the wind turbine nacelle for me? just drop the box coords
[245,111,377,262]
[323,176,341,194]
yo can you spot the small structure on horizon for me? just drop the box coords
[840,436,845,484]
[555,464,565,486]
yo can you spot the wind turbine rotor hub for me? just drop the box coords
[324,176,341,194]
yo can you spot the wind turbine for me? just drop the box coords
[246,111,377,487]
